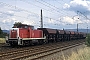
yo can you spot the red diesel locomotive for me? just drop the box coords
[6,24,86,46]
[6,24,46,46]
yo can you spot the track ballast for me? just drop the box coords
[0,39,85,60]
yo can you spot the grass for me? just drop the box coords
[0,38,5,43]
[67,46,90,60]
[67,34,90,60]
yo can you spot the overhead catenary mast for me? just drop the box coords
[41,9,43,28]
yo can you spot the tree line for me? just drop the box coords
[0,27,8,38]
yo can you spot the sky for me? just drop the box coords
[0,0,90,30]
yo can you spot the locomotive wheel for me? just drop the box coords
[10,43,16,47]
[44,39,48,44]
[38,40,44,45]
[9,41,18,47]
[23,40,32,46]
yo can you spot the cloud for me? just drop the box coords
[6,11,14,16]
[2,18,16,23]
[63,3,70,9]
[0,18,16,30]
[11,9,23,12]
[0,11,14,18]
[0,11,15,26]
[62,16,74,24]
[22,20,34,25]
[48,18,55,23]
[63,0,90,15]
[62,16,83,24]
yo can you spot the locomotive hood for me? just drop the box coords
[10,28,19,38]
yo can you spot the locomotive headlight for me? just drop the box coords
[5,36,8,41]
[5,36,9,43]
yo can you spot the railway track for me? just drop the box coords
[0,39,85,60]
